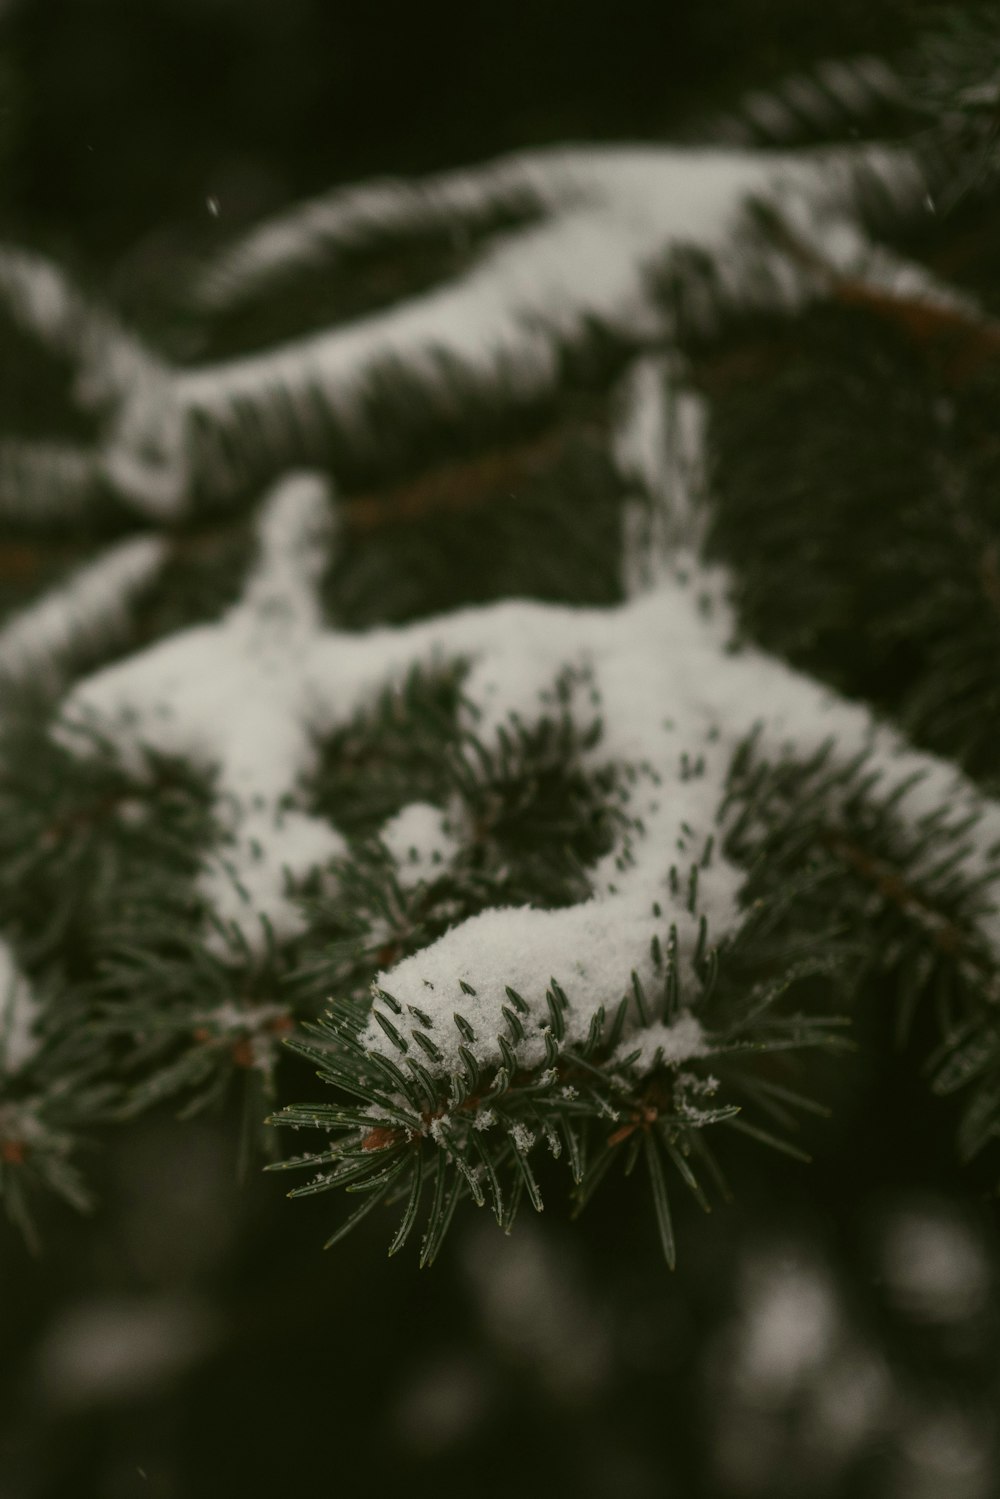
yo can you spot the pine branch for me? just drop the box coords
[95,133,948,514]
[268,902,843,1267]
[2,14,1000,1263]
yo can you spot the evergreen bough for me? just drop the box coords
[2,17,1000,1275]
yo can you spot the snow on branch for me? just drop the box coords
[0,534,167,688]
[0,442,100,524]
[55,448,1000,1082]
[0,941,40,1076]
[57,472,347,953]
[101,137,959,516]
[0,244,168,418]
[698,55,906,147]
[192,166,543,311]
[615,353,709,595]
[0,245,175,522]
[0,534,166,691]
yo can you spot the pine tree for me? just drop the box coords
[4,6,1000,1496]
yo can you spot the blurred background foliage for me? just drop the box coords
[1,0,917,262]
[2,2,1000,1497]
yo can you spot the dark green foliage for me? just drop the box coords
[326,401,628,625]
[183,334,635,522]
[0,698,216,993]
[8,9,1000,1498]
[126,520,258,648]
[294,665,628,1020]
[270,887,845,1266]
[278,710,913,1264]
[907,3,1000,201]
[184,193,544,363]
[0,694,218,1232]
[0,295,97,448]
[307,664,464,842]
[1,0,1000,1293]
[0,690,318,1223]
[723,731,1000,1166]
[0,1077,103,1249]
[701,302,1000,788]
[451,683,622,903]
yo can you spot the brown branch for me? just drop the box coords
[762,208,1000,383]
[822,828,968,958]
[119,413,608,587]
[821,831,1000,1011]
[345,417,605,534]
[0,540,88,585]
[0,543,46,582]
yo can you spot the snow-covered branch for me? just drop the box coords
[57,449,1000,1084]
[103,138,958,516]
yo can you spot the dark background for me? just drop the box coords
[2,0,917,263]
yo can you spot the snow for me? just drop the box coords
[0,245,173,520]
[0,941,39,1074]
[0,441,97,521]
[0,534,166,685]
[615,356,709,597]
[199,806,345,955]
[57,426,1000,1068]
[59,474,346,954]
[32,133,1000,1076]
[0,137,967,531]
[99,138,956,514]
[379,801,459,889]
[373,900,668,1072]
[614,1016,708,1070]
[0,245,151,388]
